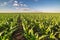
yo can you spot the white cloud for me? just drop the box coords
[13,0,28,7]
[13,3,19,6]
[19,1,27,7]
[0,0,28,8]
[13,0,19,6]
[12,0,28,10]
[20,8,31,11]
[15,7,19,9]
[0,0,16,6]
[0,2,7,6]
[4,2,7,5]
[14,7,35,12]
[23,4,28,7]
[0,0,13,6]
[0,0,33,12]
[14,1,18,3]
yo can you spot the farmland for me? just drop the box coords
[0,13,60,40]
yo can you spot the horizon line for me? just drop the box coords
[0,11,60,13]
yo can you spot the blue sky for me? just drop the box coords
[0,0,60,12]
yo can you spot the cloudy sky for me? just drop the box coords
[0,0,60,12]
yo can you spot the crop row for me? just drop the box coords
[0,14,60,40]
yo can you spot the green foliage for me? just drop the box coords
[0,14,18,40]
[0,13,60,40]
[21,14,60,40]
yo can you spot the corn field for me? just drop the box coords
[0,13,60,40]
